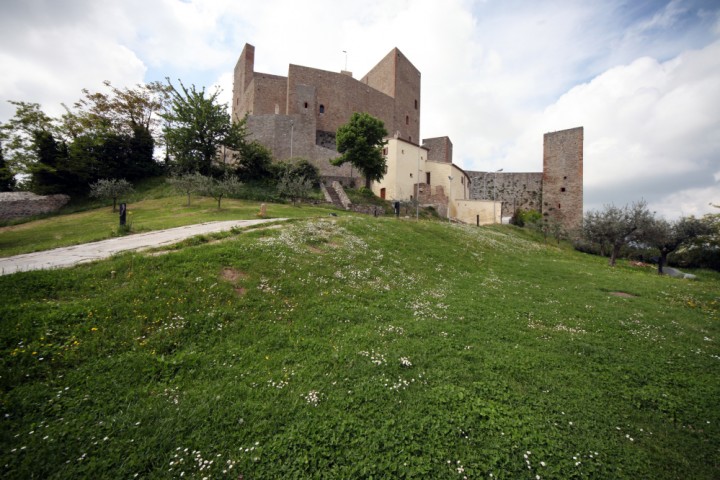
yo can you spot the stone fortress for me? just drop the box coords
[232,44,583,230]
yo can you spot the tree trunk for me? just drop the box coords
[609,244,621,266]
[186,193,191,206]
[365,177,371,190]
[112,197,117,212]
[658,250,668,275]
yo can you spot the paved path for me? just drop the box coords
[0,218,287,276]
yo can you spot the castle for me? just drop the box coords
[232,44,583,230]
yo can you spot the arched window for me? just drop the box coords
[319,104,325,114]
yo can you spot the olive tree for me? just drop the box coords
[89,178,134,212]
[583,200,654,266]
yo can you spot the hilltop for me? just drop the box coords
[1,214,718,478]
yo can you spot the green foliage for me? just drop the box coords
[583,200,654,266]
[272,158,321,187]
[0,218,718,478]
[233,141,273,181]
[89,179,134,212]
[196,174,243,209]
[510,208,541,227]
[0,101,57,174]
[162,80,247,176]
[276,169,313,205]
[332,112,388,189]
[166,172,208,206]
[0,143,14,191]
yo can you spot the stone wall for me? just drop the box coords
[467,172,543,217]
[234,44,421,164]
[542,127,583,231]
[0,192,70,221]
[422,137,453,163]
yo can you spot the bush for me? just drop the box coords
[510,208,542,228]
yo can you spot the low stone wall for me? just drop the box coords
[0,192,70,221]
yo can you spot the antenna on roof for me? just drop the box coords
[343,50,348,71]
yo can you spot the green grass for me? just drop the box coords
[1,217,718,479]
[0,193,346,257]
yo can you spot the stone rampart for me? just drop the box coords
[0,192,70,221]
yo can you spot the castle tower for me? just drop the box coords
[361,48,421,143]
[542,127,584,232]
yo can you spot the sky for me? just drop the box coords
[1,0,719,219]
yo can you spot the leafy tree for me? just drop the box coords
[332,112,388,189]
[28,130,70,195]
[583,200,654,266]
[63,80,170,141]
[277,170,313,206]
[166,172,208,206]
[197,174,243,209]
[1,101,57,175]
[233,141,273,181]
[0,142,15,191]
[89,178,134,212]
[646,216,713,274]
[162,80,247,175]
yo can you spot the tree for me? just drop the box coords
[166,172,208,206]
[233,141,273,181]
[0,142,16,191]
[162,80,247,175]
[1,101,57,176]
[331,112,388,189]
[277,170,313,206]
[63,80,170,141]
[197,174,243,209]
[645,216,711,274]
[89,178,134,212]
[583,200,654,266]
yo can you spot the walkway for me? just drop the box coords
[0,218,287,276]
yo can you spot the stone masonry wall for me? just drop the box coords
[423,137,453,163]
[467,172,543,217]
[0,192,70,221]
[542,127,583,232]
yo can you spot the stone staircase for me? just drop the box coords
[321,182,352,210]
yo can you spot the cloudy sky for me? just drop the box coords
[1,0,719,218]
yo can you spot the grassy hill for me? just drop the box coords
[1,214,718,478]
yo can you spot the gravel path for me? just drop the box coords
[0,218,287,276]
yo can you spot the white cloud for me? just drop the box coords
[500,40,720,219]
[1,0,718,219]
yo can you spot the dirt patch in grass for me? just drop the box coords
[307,245,325,254]
[221,267,248,283]
[610,291,636,298]
[234,286,247,296]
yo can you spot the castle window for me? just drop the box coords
[414,99,418,109]
[410,173,413,178]
[405,115,409,125]
[558,203,561,209]
[304,102,308,108]
[382,147,388,155]
[561,187,566,192]
[426,172,431,185]
[319,104,325,114]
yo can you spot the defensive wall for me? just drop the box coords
[0,192,70,221]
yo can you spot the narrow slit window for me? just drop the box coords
[319,104,325,114]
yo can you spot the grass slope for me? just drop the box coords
[0,195,344,258]
[1,217,718,479]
